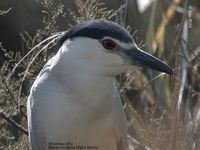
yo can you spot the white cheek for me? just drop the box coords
[66,38,126,75]
[104,52,124,66]
[99,52,126,74]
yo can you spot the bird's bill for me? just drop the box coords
[122,46,173,74]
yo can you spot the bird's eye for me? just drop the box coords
[102,39,116,50]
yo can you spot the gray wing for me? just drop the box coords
[27,95,47,150]
[27,56,56,150]
[37,55,55,78]
[113,83,128,150]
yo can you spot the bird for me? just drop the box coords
[27,19,173,150]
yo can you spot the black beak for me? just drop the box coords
[122,46,173,74]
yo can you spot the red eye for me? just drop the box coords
[102,39,116,50]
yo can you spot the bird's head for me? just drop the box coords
[58,19,173,76]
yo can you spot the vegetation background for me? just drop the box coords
[0,0,200,149]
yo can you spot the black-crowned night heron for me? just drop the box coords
[27,19,172,150]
